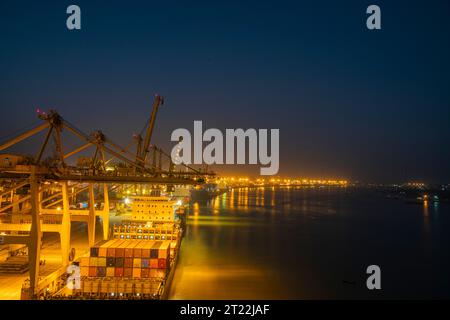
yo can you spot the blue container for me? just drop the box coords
[141,258,150,268]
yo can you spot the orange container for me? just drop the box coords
[88,266,97,277]
[124,241,138,258]
[141,268,149,278]
[124,268,133,278]
[158,241,170,259]
[132,268,141,278]
[149,269,158,278]
[133,241,144,258]
[99,240,114,257]
[115,242,126,258]
[141,242,151,259]
[107,240,122,257]
[150,259,158,269]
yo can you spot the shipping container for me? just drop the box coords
[158,258,167,269]
[158,241,170,259]
[90,247,99,257]
[151,241,162,259]
[115,257,124,267]
[124,258,133,268]
[97,257,107,267]
[115,267,124,277]
[89,266,97,277]
[150,259,158,269]
[149,269,158,278]
[133,258,141,268]
[147,240,156,256]
[107,239,124,257]
[133,241,142,258]
[132,268,141,278]
[141,241,151,259]
[141,258,150,268]
[89,257,98,267]
[106,257,115,267]
[141,268,149,278]
[99,240,115,257]
[106,267,115,277]
[125,241,138,258]
[96,266,106,277]
[124,267,133,278]
[115,240,129,258]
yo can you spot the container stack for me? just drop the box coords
[79,239,173,280]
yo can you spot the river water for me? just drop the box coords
[168,187,450,299]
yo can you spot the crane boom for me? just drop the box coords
[140,95,164,164]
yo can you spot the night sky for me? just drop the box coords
[0,0,449,183]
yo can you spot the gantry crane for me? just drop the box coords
[0,103,214,298]
[134,95,164,169]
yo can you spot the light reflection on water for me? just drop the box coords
[169,187,450,299]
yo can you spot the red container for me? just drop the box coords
[89,266,97,277]
[158,258,167,269]
[133,247,142,258]
[124,268,133,278]
[107,248,116,257]
[115,248,125,258]
[124,258,133,268]
[114,267,124,277]
[141,268,149,278]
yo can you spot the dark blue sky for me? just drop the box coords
[1,1,449,183]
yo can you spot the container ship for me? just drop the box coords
[41,195,184,300]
